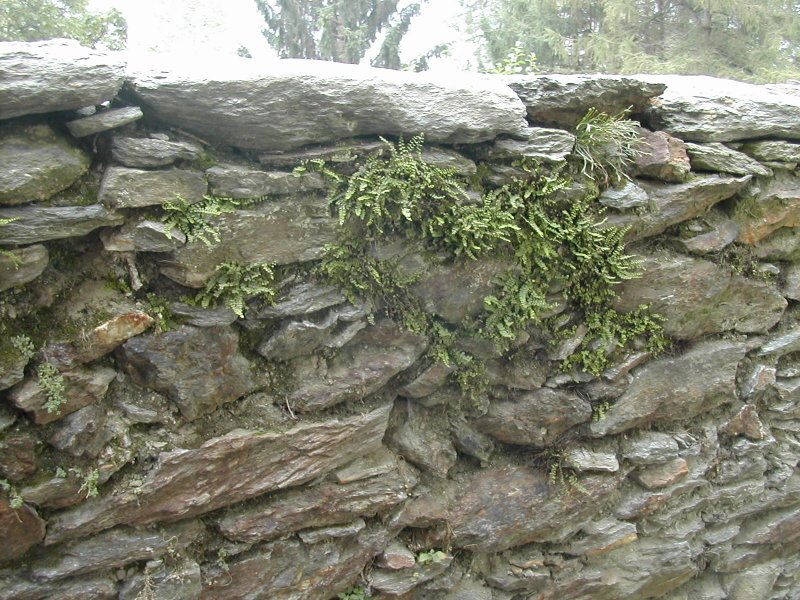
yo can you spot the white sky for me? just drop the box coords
[89,0,476,71]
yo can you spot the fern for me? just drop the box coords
[162,195,263,247]
[573,107,641,186]
[194,262,277,318]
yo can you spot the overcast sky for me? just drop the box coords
[89,0,475,70]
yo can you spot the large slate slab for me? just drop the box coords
[0,39,124,120]
[0,124,90,205]
[111,136,201,167]
[98,167,206,208]
[206,164,325,198]
[501,74,665,128]
[0,205,123,245]
[45,404,393,544]
[644,75,800,142]
[65,106,143,137]
[126,58,527,151]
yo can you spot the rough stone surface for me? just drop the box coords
[564,448,620,473]
[0,495,45,563]
[622,432,680,465]
[590,339,747,436]
[734,172,800,244]
[679,213,739,255]
[0,244,48,292]
[503,74,665,128]
[0,433,38,481]
[159,197,337,287]
[743,140,800,163]
[0,573,116,600]
[782,263,800,300]
[65,106,143,137]
[117,325,254,421]
[633,458,690,490]
[598,181,649,210]
[421,147,477,175]
[0,39,124,120]
[644,74,800,142]
[0,204,123,245]
[111,136,201,167]
[686,142,772,176]
[371,555,453,595]
[101,219,186,252]
[45,405,392,544]
[476,388,592,447]
[118,559,201,600]
[206,164,325,198]
[250,280,345,319]
[288,320,427,412]
[0,124,90,205]
[488,127,575,162]
[98,166,206,209]
[615,252,786,339]
[126,59,527,151]
[48,404,114,458]
[390,403,457,477]
[633,129,691,182]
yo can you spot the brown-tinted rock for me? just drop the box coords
[621,432,679,465]
[288,320,427,412]
[117,325,254,421]
[633,457,689,490]
[0,573,116,600]
[118,559,202,600]
[734,172,800,244]
[389,403,457,477]
[555,518,638,556]
[590,339,747,436]
[720,405,768,440]
[8,365,116,425]
[218,450,416,543]
[563,448,620,473]
[98,167,206,209]
[449,466,621,551]
[45,404,392,544]
[476,388,591,447]
[679,216,739,255]
[376,542,416,570]
[400,361,455,398]
[0,495,45,563]
[0,433,38,481]
[633,129,691,182]
[371,554,453,596]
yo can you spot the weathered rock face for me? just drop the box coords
[0,204,123,245]
[111,136,201,168]
[0,495,45,562]
[98,167,206,208]
[734,171,800,244]
[126,59,527,151]
[65,106,143,137]
[206,164,325,198]
[0,244,48,291]
[0,39,124,120]
[633,129,691,182]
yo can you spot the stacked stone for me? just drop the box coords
[1,39,800,600]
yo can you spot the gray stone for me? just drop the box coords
[65,106,143,137]
[0,204,123,245]
[740,365,777,399]
[159,197,337,287]
[556,518,638,556]
[0,573,116,600]
[590,339,747,436]
[117,326,254,421]
[46,404,393,544]
[0,39,124,120]
[48,404,115,458]
[605,175,750,242]
[720,405,768,440]
[334,447,398,483]
[259,139,386,169]
[8,365,117,425]
[489,127,576,162]
[758,329,800,357]
[622,432,680,465]
[0,433,38,481]
[486,351,549,390]
[443,580,493,600]
[502,74,665,128]
[598,181,649,210]
[371,554,453,596]
[476,388,592,447]
[782,263,800,300]
[421,147,477,176]
[126,59,527,151]
[643,74,800,142]
[450,419,495,464]
[170,302,237,327]
[686,142,772,176]
[119,559,202,600]
[375,542,416,570]
[563,448,620,473]
[0,124,90,205]
[288,319,427,412]
[753,226,800,261]
[101,219,186,252]
[207,164,325,198]
[390,403,457,477]
[734,172,800,244]
[633,129,691,182]
[298,518,366,544]
[0,244,48,291]
[742,140,800,163]
[679,215,739,255]
[112,136,201,167]
[0,495,45,562]
[98,167,206,209]
[723,561,782,600]
[400,361,456,398]
[250,280,346,319]
[31,521,202,581]
[614,252,786,339]
[633,457,690,489]
[0,338,29,391]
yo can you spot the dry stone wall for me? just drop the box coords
[1,39,800,600]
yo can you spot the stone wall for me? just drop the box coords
[1,39,800,600]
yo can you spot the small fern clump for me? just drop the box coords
[162,195,262,247]
[38,362,67,413]
[573,107,641,186]
[194,262,277,318]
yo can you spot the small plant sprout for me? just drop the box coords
[38,362,67,414]
[1,479,24,509]
[195,261,277,318]
[416,549,448,565]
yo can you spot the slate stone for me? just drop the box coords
[475,388,592,447]
[621,432,679,465]
[590,339,747,436]
[598,181,649,210]
[555,518,638,556]
[218,449,415,543]
[201,527,391,600]
[604,175,750,242]
[720,405,768,440]
[250,280,346,319]
[753,226,800,261]
[376,542,417,570]
[259,139,386,169]
[488,127,576,162]
[400,361,456,398]
[206,164,325,198]
[742,140,800,163]
[421,147,477,176]
[126,59,527,151]
[8,365,117,425]
[65,106,143,137]
[449,466,620,551]
[169,302,236,327]
[0,39,124,120]
[118,559,202,600]
[112,136,201,167]
[298,518,366,544]
[450,419,495,464]
[98,167,206,209]
[0,495,45,562]
[390,403,457,477]
[159,196,337,287]
[0,573,116,600]
[734,172,800,244]
[0,244,48,292]
[0,124,90,205]
[49,404,115,458]
[686,142,772,176]
[288,319,427,412]
[633,457,690,490]
[100,218,186,252]
[633,129,691,182]
[679,215,739,255]
[563,448,620,473]
[116,325,254,421]
[0,433,38,481]
[0,205,123,245]
[30,521,202,581]
[758,329,800,357]
[643,74,800,142]
[502,74,665,128]
[371,555,453,596]
[45,405,392,544]
[614,252,786,339]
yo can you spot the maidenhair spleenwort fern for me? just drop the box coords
[194,262,277,319]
